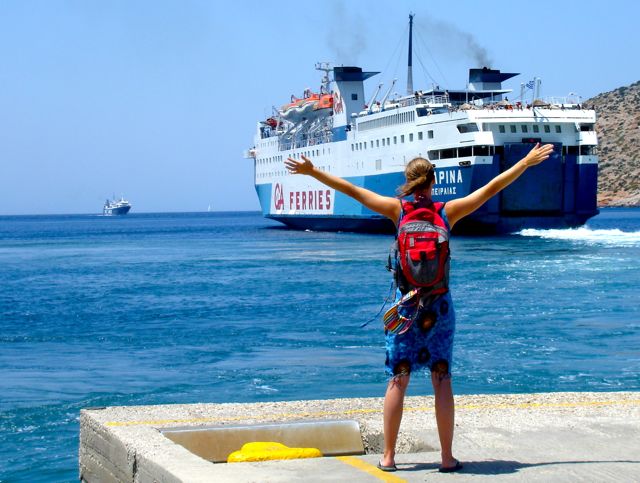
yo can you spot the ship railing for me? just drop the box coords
[355,94,451,118]
[389,93,450,109]
[543,96,585,108]
[444,99,592,113]
[261,127,284,139]
[415,94,450,106]
[278,133,332,152]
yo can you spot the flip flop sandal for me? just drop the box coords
[377,461,398,472]
[438,459,463,473]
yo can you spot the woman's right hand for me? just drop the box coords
[523,143,554,167]
[285,155,315,175]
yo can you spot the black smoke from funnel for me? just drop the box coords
[415,15,492,67]
[326,1,367,64]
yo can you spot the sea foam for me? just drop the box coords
[518,227,640,245]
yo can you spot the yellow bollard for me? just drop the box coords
[227,441,322,463]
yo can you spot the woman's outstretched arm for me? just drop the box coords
[445,143,555,229]
[285,155,401,223]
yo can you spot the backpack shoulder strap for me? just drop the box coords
[433,201,450,232]
[397,198,412,227]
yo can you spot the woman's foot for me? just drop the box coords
[378,452,396,469]
[377,460,398,472]
[438,458,463,473]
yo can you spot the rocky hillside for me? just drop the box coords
[585,81,640,206]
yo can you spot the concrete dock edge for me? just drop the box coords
[79,391,640,482]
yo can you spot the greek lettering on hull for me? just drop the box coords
[434,169,463,185]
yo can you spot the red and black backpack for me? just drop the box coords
[389,199,450,296]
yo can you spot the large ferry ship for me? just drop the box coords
[246,15,598,233]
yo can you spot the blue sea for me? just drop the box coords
[1,209,639,482]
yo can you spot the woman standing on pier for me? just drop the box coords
[285,143,554,473]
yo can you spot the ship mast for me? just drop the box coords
[406,13,414,95]
[315,62,332,93]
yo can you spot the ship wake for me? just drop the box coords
[518,227,640,246]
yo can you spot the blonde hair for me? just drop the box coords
[397,157,435,198]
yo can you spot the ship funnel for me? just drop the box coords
[332,66,379,126]
[468,67,518,94]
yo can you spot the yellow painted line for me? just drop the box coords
[336,456,407,483]
[104,407,380,427]
[104,398,640,427]
[417,398,640,412]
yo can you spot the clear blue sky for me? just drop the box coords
[1,0,638,215]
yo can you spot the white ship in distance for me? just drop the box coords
[103,196,131,216]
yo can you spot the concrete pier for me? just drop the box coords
[80,391,640,482]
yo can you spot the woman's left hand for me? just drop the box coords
[285,155,315,175]
[523,143,554,167]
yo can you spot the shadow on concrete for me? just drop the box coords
[400,459,640,475]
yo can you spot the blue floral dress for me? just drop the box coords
[384,208,455,377]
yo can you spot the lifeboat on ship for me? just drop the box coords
[314,93,333,111]
[280,89,334,123]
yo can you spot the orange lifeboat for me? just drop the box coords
[314,93,334,111]
[280,91,333,122]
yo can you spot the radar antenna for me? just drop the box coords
[315,62,333,93]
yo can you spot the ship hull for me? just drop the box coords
[104,206,131,216]
[266,213,597,235]
[256,146,598,234]
[267,214,395,233]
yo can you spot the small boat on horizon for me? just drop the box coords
[103,196,131,216]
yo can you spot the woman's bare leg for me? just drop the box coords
[381,371,410,467]
[431,370,457,468]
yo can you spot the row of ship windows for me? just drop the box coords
[358,111,416,131]
[257,170,287,179]
[438,123,565,134]
[428,143,597,160]
[258,140,279,149]
[497,124,562,134]
[256,155,283,166]
[351,123,568,152]
[563,145,597,155]
[356,117,594,139]
[351,131,432,151]
[493,123,593,133]
[429,145,493,160]
[256,148,331,166]
[257,167,331,179]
